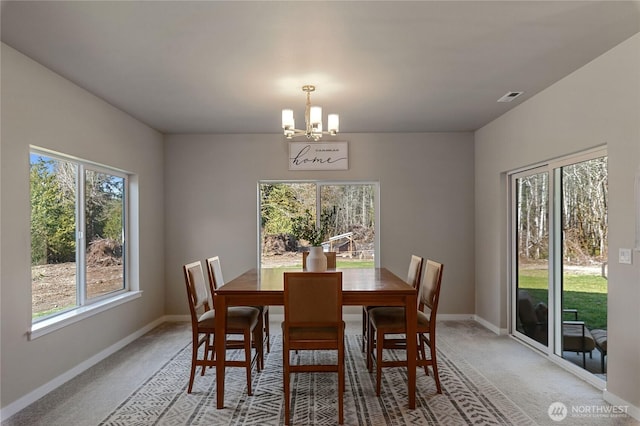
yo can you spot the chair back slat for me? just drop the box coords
[418,260,444,317]
[407,255,424,289]
[205,256,225,308]
[206,256,225,289]
[183,261,211,315]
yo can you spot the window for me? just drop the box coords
[30,149,134,334]
[259,181,379,269]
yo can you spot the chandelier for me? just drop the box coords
[281,85,339,141]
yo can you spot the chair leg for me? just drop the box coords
[376,329,384,396]
[201,334,210,376]
[283,340,291,425]
[338,344,345,424]
[244,330,253,396]
[253,325,263,372]
[428,335,442,394]
[362,308,367,352]
[418,333,429,376]
[366,319,374,372]
[264,308,270,353]
[188,334,199,393]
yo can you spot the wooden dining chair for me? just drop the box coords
[282,272,345,425]
[302,250,337,269]
[367,259,444,395]
[362,254,423,353]
[206,256,270,356]
[183,261,263,394]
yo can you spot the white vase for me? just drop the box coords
[306,246,327,272]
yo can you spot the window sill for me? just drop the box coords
[29,291,142,340]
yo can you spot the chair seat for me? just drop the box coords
[368,306,430,331]
[198,306,261,330]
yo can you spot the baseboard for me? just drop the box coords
[0,316,166,421]
[472,314,508,335]
[603,390,640,421]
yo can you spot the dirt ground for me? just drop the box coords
[31,263,124,316]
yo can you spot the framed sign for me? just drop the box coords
[289,142,348,171]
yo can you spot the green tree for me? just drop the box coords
[260,183,309,234]
[30,158,76,264]
[103,201,123,242]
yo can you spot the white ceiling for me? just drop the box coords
[2,1,639,135]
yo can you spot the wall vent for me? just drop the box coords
[497,91,524,102]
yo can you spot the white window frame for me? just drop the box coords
[28,147,141,340]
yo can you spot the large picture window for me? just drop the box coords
[30,149,127,323]
[259,181,379,269]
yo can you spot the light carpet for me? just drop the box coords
[100,335,535,425]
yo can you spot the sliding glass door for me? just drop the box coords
[510,149,608,378]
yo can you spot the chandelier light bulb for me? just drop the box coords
[328,114,339,135]
[282,109,294,129]
[310,106,322,127]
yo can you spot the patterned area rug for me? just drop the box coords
[100,335,534,425]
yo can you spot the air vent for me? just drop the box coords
[497,91,524,102]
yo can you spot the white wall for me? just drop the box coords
[475,34,640,410]
[0,44,165,409]
[163,132,475,317]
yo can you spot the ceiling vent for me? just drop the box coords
[497,91,524,102]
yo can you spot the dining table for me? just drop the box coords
[213,267,418,409]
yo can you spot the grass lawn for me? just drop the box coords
[519,268,607,330]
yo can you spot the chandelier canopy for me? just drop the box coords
[282,85,339,141]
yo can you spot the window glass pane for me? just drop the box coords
[260,183,315,268]
[320,184,376,267]
[85,169,125,299]
[514,171,550,347]
[30,154,78,320]
[560,157,608,367]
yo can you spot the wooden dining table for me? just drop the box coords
[213,267,418,409]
